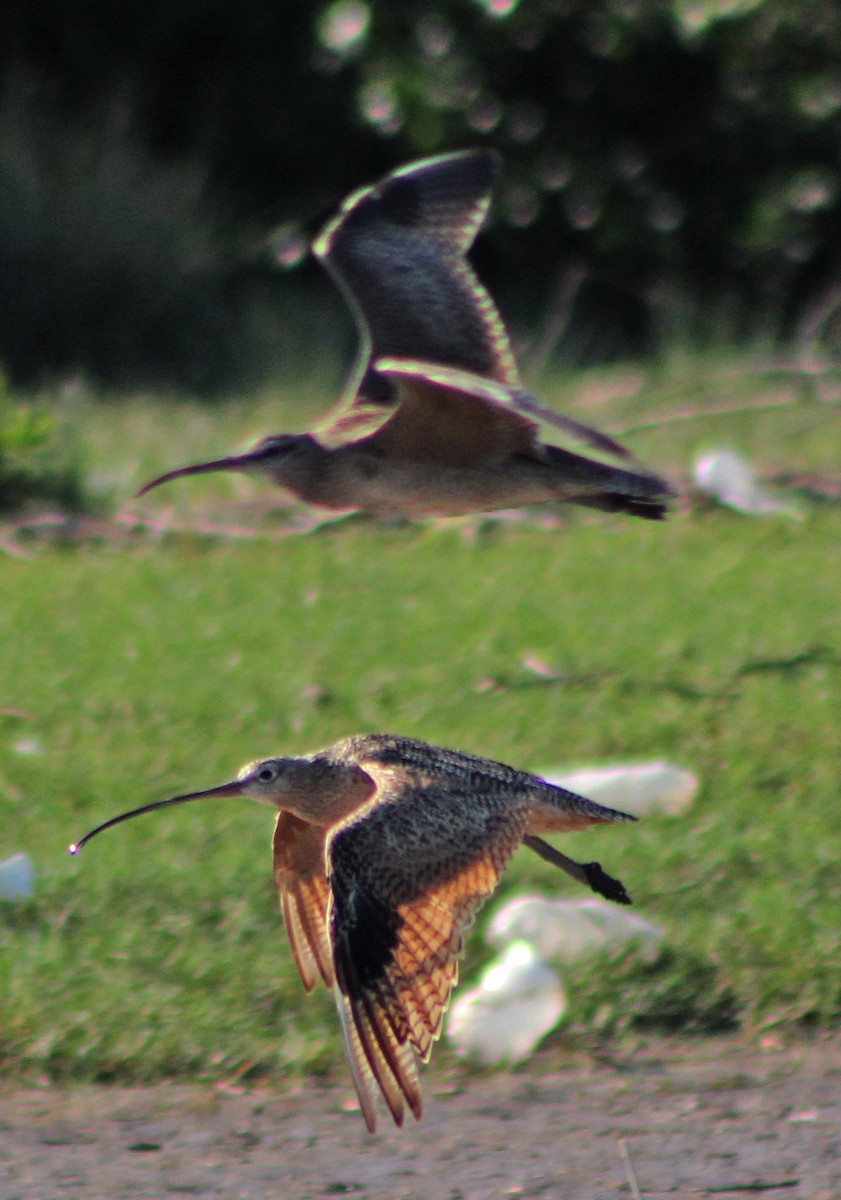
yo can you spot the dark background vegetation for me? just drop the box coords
[3,0,841,392]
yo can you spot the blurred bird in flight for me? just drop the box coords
[138,151,670,520]
[70,733,636,1131]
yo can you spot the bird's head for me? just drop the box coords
[231,756,306,801]
[226,754,373,823]
[67,757,302,856]
[68,753,373,855]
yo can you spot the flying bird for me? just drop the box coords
[70,733,636,1131]
[137,151,670,520]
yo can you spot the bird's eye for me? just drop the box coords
[257,765,277,783]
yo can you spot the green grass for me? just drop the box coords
[0,356,839,1086]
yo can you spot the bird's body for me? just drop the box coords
[184,377,666,520]
[70,733,636,1131]
[138,152,671,520]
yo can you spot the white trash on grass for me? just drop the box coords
[487,895,663,964]
[446,941,566,1065]
[542,761,699,817]
[0,852,35,900]
[12,737,43,756]
[695,448,804,519]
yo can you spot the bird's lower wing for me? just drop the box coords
[372,358,668,480]
[327,796,525,1126]
[352,358,540,464]
[333,954,423,1132]
[273,813,334,991]
[314,400,398,448]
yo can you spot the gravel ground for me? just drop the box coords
[2,1035,840,1200]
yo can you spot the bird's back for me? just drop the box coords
[330,732,634,847]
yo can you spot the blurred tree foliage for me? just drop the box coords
[2,0,841,389]
[0,371,88,509]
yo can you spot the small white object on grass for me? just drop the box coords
[695,448,803,519]
[446,941,566,1065]
[0,852,35,900]
[487,895,663,965]
[12,737,43,757]
[542,761,699,817]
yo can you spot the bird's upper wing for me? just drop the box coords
[325,763,530,1128]
[273,812,334,991]
[325,358,542,464]
[312,149,518,421]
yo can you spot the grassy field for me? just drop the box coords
[0,356,839,1088]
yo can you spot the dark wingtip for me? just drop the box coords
[582,861,633,905]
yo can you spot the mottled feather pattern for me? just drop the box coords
[332,899,423,1128]
[326,759,535,1088]
[311,153,669,504]
[327,806,525,1115]
[74,735,637,1129]
[331,732,617,815]
[334,980,422,1129]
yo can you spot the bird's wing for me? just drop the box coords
[312,149,518,422]
[510,386,637,461]
[330,357,643,471]
[367,148,498,255]
[333,963,422,1132]
[326,358,541,464]
[325,766,529,1127]
[273,812,334,991]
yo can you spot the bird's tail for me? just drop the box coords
[541,444,672,520]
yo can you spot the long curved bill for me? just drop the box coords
[136,454,254,497]
[68,779,247,854]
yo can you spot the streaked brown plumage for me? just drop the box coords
[137,151,670,520]
[70,733,636,1131]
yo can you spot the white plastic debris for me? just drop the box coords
[12,737,43,756]
[0,852,35,900]
[542,762,699,817]
[446,940,566,1065]
[694,448,803,518]
[487,896,663,964]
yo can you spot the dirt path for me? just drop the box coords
[2,1035,839,1200]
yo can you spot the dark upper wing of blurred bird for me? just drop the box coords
[312,152,660,475]
[313,150,518,415]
